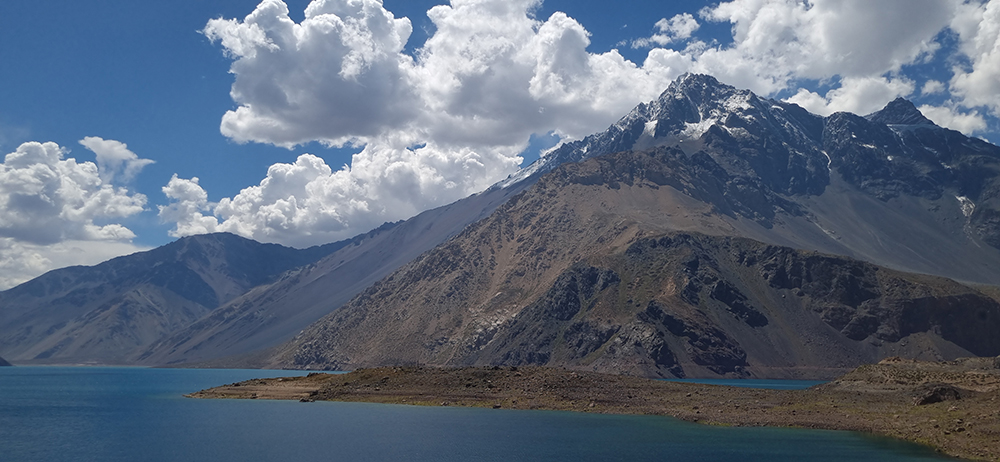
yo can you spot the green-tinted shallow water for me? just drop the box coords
[0,367,953,461]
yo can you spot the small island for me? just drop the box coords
[189,357,1000,461]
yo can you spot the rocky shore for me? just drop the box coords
[188,357,1000,461]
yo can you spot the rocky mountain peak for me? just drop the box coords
[505,73,827,193]
[657,73,751,119]
[866,97,935,126]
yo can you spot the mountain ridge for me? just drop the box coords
[0,232,346,364]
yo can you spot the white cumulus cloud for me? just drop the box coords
[632,13,700,48]
[160,142,523,248]
[696,0,954,90]
[167,0,999,249]
[921,79,947,95]
[159,175,220,238]
[202,0,419,148]
[918,104,988,134]
[950,0,1000,115]
[0,140,151,289]
[79,136,155,184]
[168,0,689,247]
[784,76,916,117]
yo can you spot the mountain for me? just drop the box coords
[0,356,10,366]
[153,75,1000,369]
[0,233,344,364]
[5,74,998,373]
[133,182,530,366]
[261,75,1000,378]
[508,74,1000,283]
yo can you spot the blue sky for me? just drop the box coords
[1,0,998,288]
[0,0,723,244]
[0,0,720,204]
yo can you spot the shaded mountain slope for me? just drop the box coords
[135,182,531,366]
[268,146,1000,378]
[0,233,342,364]
[0,356,10,366]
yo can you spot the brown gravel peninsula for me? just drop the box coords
[189,357,1000,461]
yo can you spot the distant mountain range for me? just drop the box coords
[0,233,346,364]
[2,74,998,377]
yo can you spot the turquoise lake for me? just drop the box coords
[0,367,953,461]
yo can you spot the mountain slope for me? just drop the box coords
[134,182,530,366]
[268,145,1000,378]
[0,233,342,364]
[0,356,10,366]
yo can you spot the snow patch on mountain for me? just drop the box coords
[682,118,717,139]
[956,195,976,218]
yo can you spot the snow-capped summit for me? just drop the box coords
[502,73,829,195]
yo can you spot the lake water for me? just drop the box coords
[0,367,952,462]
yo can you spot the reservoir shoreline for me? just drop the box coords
[188,357,1000,461]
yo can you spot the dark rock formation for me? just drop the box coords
[913,382,965,405]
